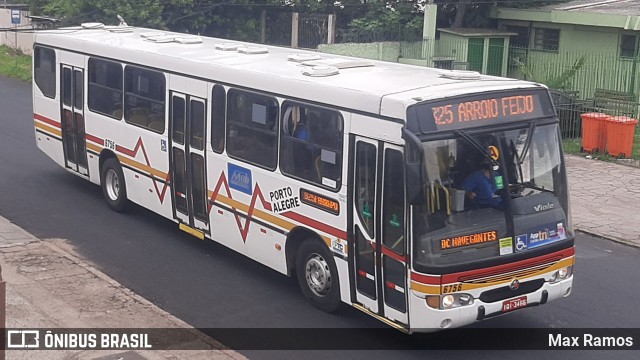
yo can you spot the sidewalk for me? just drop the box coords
[0,216,247,360]
[0,153,638,359]
[565,154,640,247]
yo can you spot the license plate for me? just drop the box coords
[502,296,528,312]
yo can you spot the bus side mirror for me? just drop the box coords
[403,128,426,205]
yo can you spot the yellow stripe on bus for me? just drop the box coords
[213,193,293,229]
[86,142,102,154]
[117,155,167,180]
[35,122,62,137]
[211,192,340,249]
[409,282,441,295]
[455,257,575,292]
[411,256,575,295]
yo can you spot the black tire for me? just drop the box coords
[296,240,341,313]
[100,158,128,212]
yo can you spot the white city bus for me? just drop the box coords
[32,23,574,332]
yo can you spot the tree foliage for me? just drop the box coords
[514,54,587,90]
[27,0,574,42]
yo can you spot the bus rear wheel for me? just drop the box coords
[296,240,341,312]
[101,158,128,212]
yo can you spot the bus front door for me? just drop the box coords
[169,92,209,235]
[60,64,88,176]
[351,136,408,326]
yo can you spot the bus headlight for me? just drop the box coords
[550,266,573,284]
[442,295,455,308]
[426,294,475,309]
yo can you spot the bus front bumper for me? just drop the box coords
[408,276,573,332]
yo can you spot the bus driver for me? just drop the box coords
[462,161,502,209]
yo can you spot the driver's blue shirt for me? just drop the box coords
[462,170,502,208]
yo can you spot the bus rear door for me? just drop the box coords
[351,136,408,326]
[169,90,209,235]
[60,54,88,176]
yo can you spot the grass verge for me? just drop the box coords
[0,46,31,82]
[563,130,640,161]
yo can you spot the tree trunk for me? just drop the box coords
[452,1,467,28]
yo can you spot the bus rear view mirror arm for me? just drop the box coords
[402,128,426,205]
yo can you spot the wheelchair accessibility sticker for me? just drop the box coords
[515,234,528,252]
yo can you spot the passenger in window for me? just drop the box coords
[462,161,502,209]
[293,118,308,140]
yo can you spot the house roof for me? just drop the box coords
[437,28,517,37]
[539,0,640,16]
[493,0,640,30]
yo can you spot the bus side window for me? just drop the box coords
[124,66,166,134]
[87,58,123,120]
[34,46,56,99]
[226,89,278,170]
[280,103,343,190]
[211,85,225,153]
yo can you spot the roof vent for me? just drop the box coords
[238,46,269,55]
[215,43,241,51]
[81,22,105,29]
[144,35,176,43]
[140,31,166,38]
[105,25,133,33]
[302,65,339,77]
[439,70,481,80]
[288,53,322,62]
[175,36,203,44]
[301,58,374,69]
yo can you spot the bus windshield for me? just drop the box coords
[413,123,571,270]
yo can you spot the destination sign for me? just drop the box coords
[440,230,498,250]
[406,89,555,134]
[300,189,340,215]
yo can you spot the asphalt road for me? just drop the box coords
[1,76,639,359]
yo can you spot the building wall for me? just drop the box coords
[317,42,400,62]
[435,32,468,63]
[0,9,34,55]
[498,19,640,99]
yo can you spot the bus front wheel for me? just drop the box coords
[296,240,341,312]
[101,158,128,212]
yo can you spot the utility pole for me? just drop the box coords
[422,0,437,64]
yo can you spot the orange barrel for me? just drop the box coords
[580,112,610,153]
[605,116,638,158]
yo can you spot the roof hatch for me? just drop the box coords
[439,70,481,80]
[300,58,374,69]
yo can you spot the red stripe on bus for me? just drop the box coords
[410,272,441,285]
[115,144,135,157]
[281,211,348,240]
[442,247,575,283]
[34,113,61,128]
[381,246,406,263]
[85,133,105,146]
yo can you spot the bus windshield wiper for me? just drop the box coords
[517,122,536,165]
[454,130,500,168]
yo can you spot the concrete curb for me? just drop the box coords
[39,240,243,360]
[575,229,640,248]
[0,213,249,360]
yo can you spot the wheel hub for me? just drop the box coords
[105,169,120,201]
[305,254,331,297]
